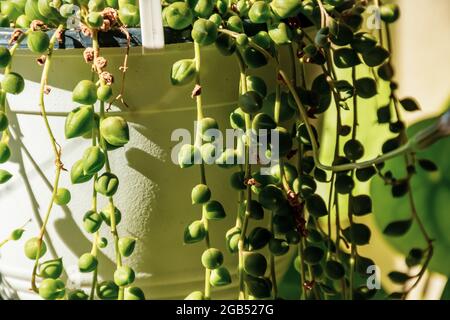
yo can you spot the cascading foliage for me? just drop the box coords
[0,0,445,301]
[0,0,142,300]
[169,0,441,300]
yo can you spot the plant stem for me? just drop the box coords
[30,25,64,293]
[193,41,213,299]
[235,50,252,300]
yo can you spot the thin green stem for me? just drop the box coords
[235,50,253,300]
[29,25,64,292]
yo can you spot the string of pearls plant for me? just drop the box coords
[169,0,447,300]
[0,0,447,300]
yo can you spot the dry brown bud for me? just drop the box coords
[100,71,114,85]
[83,48,95,63]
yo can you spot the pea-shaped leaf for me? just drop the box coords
[334,48,361,69]
[215,33,236,56]
[400,98,420,112]
[95,172,119,197]
[329,20,353,46]
[100,116,129,147]
[171,59,196,86]
[184,291,205,300]
[362,46,390,67]
[248,1,270,24]
[39,258,63,279]
[244,274,272,299]
[245,200,264,220]
[248,227,272,251]
[83,210,103,234]
[268,22,292,45]
[78,253,98,273]
[178,144,199,169]
[38,278,65,300]
[27,30,49,54]
[114,266,135,287]
[96,281,119,300]
[226,227,241,253]
[325,260,345,280]
[100,206,122,226]
[191,184,211,204]
[343,223,371,246]
[192,18,217,46]
[351,32,377,54]
[242,46,268,69]
[82,146,106,175]
[1,72,25,95]
[344,139,365,161]
[71,160,94,184]
[383,219,412,237]
[417,159,438,172]
[388,271,410,284]
[72,80,97,105]
[201,248,223,269]
[239,91,263,114]
[351,195,373,216]
[258,185,285,210]
[268,238,289,256]
[0,47,11,68]
[184,220,206,244]
[203,200,226,220]
[65,106,94,139]
[210,267,232,287]
[306,194,328,218]
[405,248,424,267]
[244,252,267,277]
[355,77,377,99]
[118,237,136,257]
[303,245,324,265]
[164,2,193,30]
[270,0,301,19]
[0,169,12,184]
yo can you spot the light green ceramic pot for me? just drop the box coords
[0,41,317,299]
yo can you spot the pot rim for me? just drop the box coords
[0,27,193,49]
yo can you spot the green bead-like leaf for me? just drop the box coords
[362,46,390,67]
[383,219,413,237]
[343,223,371,245]
[184,220,206,244]
[210,267,232,287]
[191,184,211,204]
[65,106,94,139]
[203,200,226,220]
[118,237,136,257]
[325,260,345,280]
[83,210,103,234]
[95,172,119,197]
[258,185,285,210]
[244,252,267,277]
[72,80,97,105]
[191,18,217,46]
[248,227,271,251]
[388,271,410,284]
[0,169,12,184]
[306,194,328,218]
[400,98,420,112]
[201,248,224,269]
[303,245,324,265]
[351,195,373,216]
[82,146,106,175]
[171,59,196,86]
[39,258,63,279]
